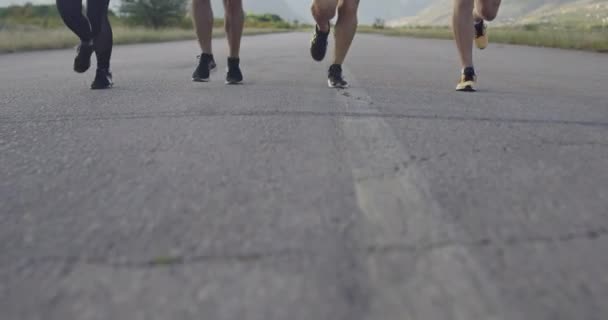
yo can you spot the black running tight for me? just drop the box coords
[56,0,113,69]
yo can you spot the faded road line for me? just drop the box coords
[337,75,509,320]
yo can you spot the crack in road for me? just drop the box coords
[2,109,608,128]
[17,226,608,270]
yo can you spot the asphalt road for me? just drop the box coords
[1,33,608,320]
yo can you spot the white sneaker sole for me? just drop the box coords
[328,79,349,89]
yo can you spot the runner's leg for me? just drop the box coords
[87,0,112,70]
[311,0,337,32]
[56,0,92,42]
[224,0,244,58]
[333,0,359,65]
[192,0,214,55]
[475,0,501,21]
[453,0,474,69]
[224,0,244,84]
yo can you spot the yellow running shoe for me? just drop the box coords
[456,67,477,92]
[474,20,488,50]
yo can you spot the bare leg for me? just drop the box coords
[333,0,359,65]
[192,0,214,54]
[475,0,501,21]
[223,0,244,58]
[311,0,337,32]
[453,0,474,69]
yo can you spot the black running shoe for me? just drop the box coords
[192,53,215,82]
[310,24,330,62]
[328,64,348,88]
[74,40,94,73]
[91,68,113,90]
[225,57,243,85]
[474,19,488,50]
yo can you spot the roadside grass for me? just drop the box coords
[2,23,606,54]
[359,25,608,53]
[0,26,288,53]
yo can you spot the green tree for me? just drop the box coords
[119,0,188,29]
[372,18,385,29]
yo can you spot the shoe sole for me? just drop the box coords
[74,66,90,74]
[456,86,476,92]
[91,83,113,90]
[74,60,91,74]
[328,80,349,89]
[311,45,327,62]
[455,85,476,92]
[74,51,93,73]
[475,37,488,50]
[225,80,243,85]
[311,52,326,62]
[456,79,476,92]
[192,64,215,82]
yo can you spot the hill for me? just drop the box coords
[388,0,608,26]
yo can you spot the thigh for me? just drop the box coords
[86,0,110,17]
[56,0,82,15]
[313,0,339,10]
[338,0,360,7]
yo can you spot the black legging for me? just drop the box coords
[56,0,113,69]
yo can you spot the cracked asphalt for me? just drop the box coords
[1,33,608,320]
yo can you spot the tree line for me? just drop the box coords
[0,1,295,30]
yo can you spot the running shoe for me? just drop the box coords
[328,64,349,89]
[474,20,488,50]
[310,24,330,62]
[91,68,113,90]
[74,40,94,73]
[192,53,215,82]
[225,57,243,84]
[456,67,476,92]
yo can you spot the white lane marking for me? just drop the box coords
[337,78,508,320]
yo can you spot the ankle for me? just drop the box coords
[317,22,330,33]
[462,66,475,76]
[228,57,240,67]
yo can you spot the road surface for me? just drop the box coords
[1,33,608,320]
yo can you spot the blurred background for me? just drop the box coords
[1,0,607,54]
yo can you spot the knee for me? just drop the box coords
[312,1,338,21]
[337,0,359,19]
[478,6,498,21]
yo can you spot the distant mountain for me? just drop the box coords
[284,0,428,24]
[211,0,303,22]
[388,0,608,26]
[14,0,603,27]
